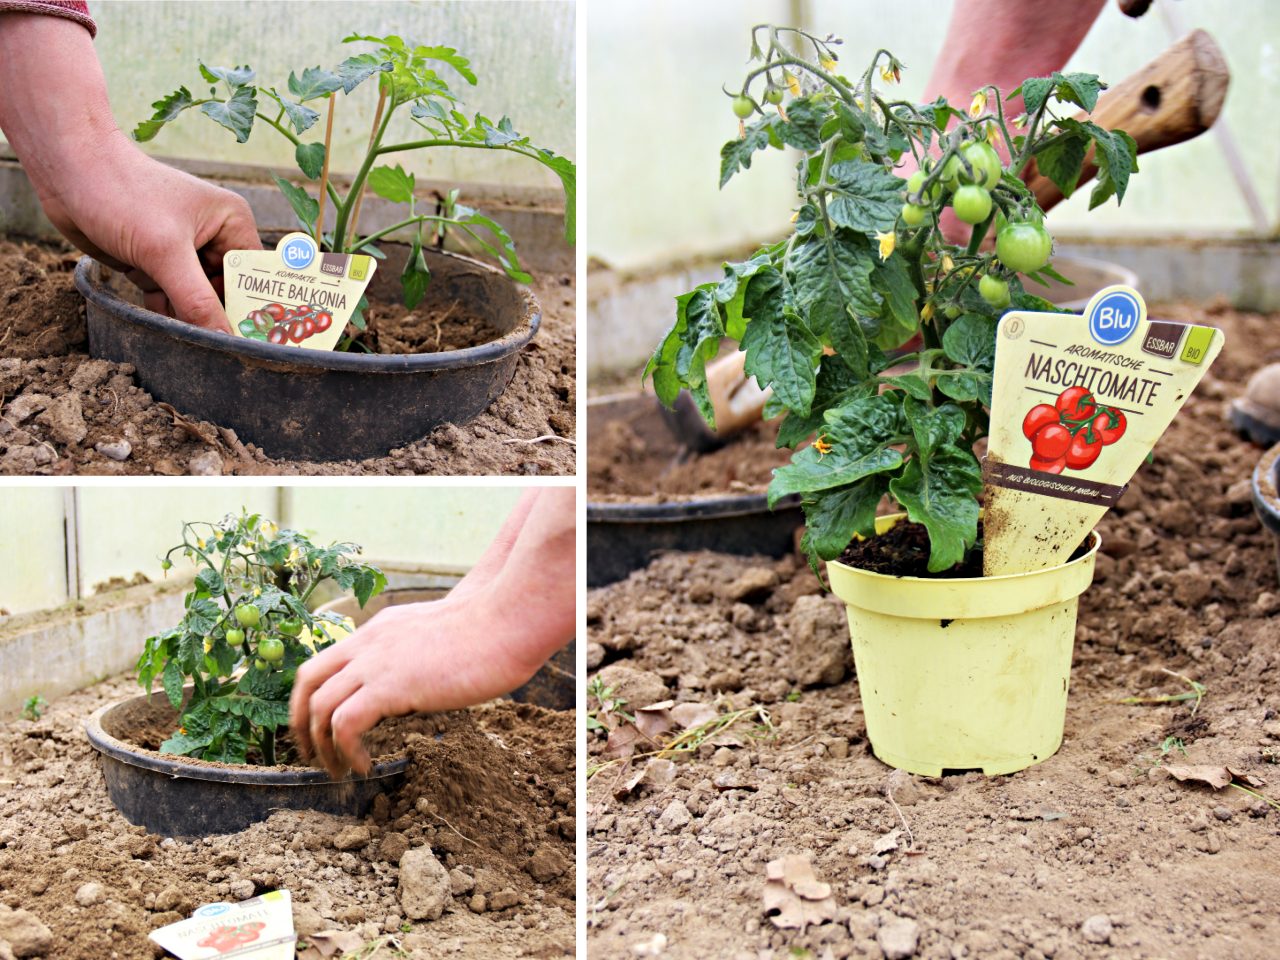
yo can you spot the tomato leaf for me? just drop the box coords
[131,86,194,142]
[788,230,880,342]
[451,206,533,283]
[199,85,258,143]
[825,160,902,237]
[799,475,890,573]
[740,292,822,417]
[261,88,320,135]
[199,63,255,88]
[287,66,344,102]
[367,164,416,204]
[162,659,185,710]
[272,176,319,234]
[720,119,775,188]
[334,53,393,94]
[1035,125,1089,199]
[400,235,431,310]
[295,142,326,180]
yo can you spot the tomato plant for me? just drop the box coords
[136,512,385,765]
[132,34,576,337]
[647,24,1139,574]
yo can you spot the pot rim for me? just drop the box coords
[586,491,801,523]
[83,692,407,786]
[74,245,540,375]
[1251,441,1280,532]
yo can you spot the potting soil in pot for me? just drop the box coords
[0,238,576,476]
[0,674,575,959]
[587,299,1280,959]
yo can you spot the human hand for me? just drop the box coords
[289,585,552,778]
[0,12,260,333]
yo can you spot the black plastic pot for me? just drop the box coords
[587,392,802,588]
[1251,441,1280,582]
[75,239,540,461]
[85,691,407,838]
[319,588,575,710]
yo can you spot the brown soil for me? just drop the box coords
[587,301,1280,958]
[0,238,575,476]
[358,300,498,355]
[588,409,792,502]
[835,521,1090,579]
[0,674,574,959]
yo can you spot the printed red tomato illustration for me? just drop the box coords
[243,303,334,346]
[1022,403,1059,440]
[1024,386,1127,475]
[313,310,333,332]
[263,302,286,322]
[197,921,265,954]
[1055,385,1096,421]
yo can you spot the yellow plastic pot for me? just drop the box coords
[827,514,1100,777]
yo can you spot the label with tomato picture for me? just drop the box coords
[223,233,376,352]
[148,888,295,959]
[983,285,1223,575]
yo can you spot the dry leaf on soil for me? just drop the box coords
[762,854,837,930]
[614,757,679,798]
[670,702,719,729]
[298,929,367,958]
[634,702,675,740]
[874,829,902,855]
[1164,765,1266,790]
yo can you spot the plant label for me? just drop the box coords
[148,888,295,958]
[223,233,376,351]
[983,285,1223,576]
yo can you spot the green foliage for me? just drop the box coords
[137,512,385,766]
[21,695,47,722]
[131,32,575,313]
[648,25,1139,575]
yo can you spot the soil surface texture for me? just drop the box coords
[0,674,575,959]
[587,300,1280,959]
[0,238,575,475]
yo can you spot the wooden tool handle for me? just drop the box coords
[1028,29,1228,211]
[705,349,772,436]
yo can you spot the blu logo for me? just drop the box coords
[1086,287,1144,346]
[280,233,316,270]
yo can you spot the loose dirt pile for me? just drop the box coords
[0,238,575,475]
[0,674,575,959]
[587,301,1280,959]
[588,411,790,502]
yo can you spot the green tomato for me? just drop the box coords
[234,604,260,628]
[764,87,784,105]
[731,95,755,119]
[225,628,245,647]
[279,618,303,638]
[905,170,941,205]
[979,274,1011,309]
[258,637,285,663]
[943,304,962,320]
[254,658,269,671]
[996,221,1053,275]
[952,185,993,225]
[961,142,1002,189]
[160,559,172,571]
[900,203,928,227]
[941,155,963,190]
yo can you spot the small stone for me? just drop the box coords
[448,868,475,896]
[188,450,223,476]
[378,832,409,864]
[525,843,568,882]
[337,905,366,924]
[94,439,132,461]
[468,894,486,914]
[1213,806,1233,822]
[1081,914,1113,944]
[877,917,920,959]
[333,825,372,851]
[489,889,520,911]
[74,882,104,906]
[293,903,326,938]
[398,847,451,921]
[723,567,776,603]
[153,885,184,913]
[586,642,606,669]
[1106,769,1130,788]
[0,905,54,957]
[656,799,692,833]
[228,879,255,901]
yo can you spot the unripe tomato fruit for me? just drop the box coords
[235,604,260,628]
[258,637,285,663]
[901,203,928,227]
[226,628,245,646]
[764,87,784,105]
[906,170,941,205]
[952,185,992,225]
[254,658,269,671]
[732,95,754,119]
[996,221,1053,275]
[279,618,303,638]
[979,274,1010,308]
[961,142,1002,189]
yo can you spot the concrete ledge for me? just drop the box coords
[0,151,572,273]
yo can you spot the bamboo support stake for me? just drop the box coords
[347,87,388,247]
[315,94,337,246]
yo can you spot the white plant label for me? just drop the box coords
[148,888,295,958]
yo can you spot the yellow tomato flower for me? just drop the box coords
[813,435,833,456]
[820,56,838,73]
[876,230,896,261]
[881,62,901,84]
[921,302,935,322]
[969,90,988,119]
[942,254,955,273]
[784,71,801,96]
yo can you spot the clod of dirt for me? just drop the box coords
[0,238,575,476]
[398,847,450,920]
[0,904,53,958]
[594,664,668,709]
[785,594,850,686]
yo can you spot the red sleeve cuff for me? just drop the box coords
[0,0,96,37]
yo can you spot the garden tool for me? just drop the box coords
[661,28,1229,453]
